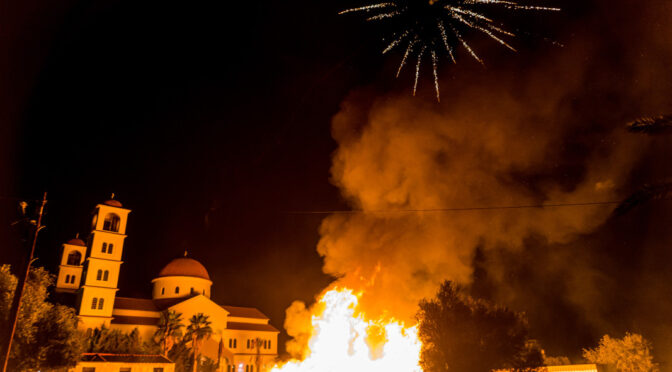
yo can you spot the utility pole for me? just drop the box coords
[1,192,47,372]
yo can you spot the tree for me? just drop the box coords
[417,281,543,372]
[185,313,213,372]
[0,265,84,371]
[87,327,156,354]
[155,310,184,356]
[254,337,263,372]
[583,333,658,372]
[614,116,672,215]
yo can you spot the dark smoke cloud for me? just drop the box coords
[313,0,672,364]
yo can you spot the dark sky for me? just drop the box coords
[2,0,672,365]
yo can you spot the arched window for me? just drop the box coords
[70,275,76,284]
[98,298,104,309]
[96,270,103,280]
[103,270,109,281]
[175,287,180,294]
[103,213,121,232]
[67,251,82,265]
[108,243,113,254]
[102,243,107,253]
[91,298,98,309]
[264,340,267,349]
[65,274,71,283]
[233,339,237,348]
[246,340,250,349]
[268,340,271,349]
[245,365,249,372]
[161,288,165,295]
[190,287,195,294]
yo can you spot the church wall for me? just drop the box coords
[70,361,174,372]
[112,308,161,318]
[152,276,212,299]
[221,330,278,356]
[88,232,127,262]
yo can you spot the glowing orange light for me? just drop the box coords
[272,288,422,372]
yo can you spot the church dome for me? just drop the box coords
[103,199,123,207]
[66,238,86,246]
[157,257,210,280]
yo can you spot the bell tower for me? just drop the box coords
[55,235,86,293]
[77,195,131,331]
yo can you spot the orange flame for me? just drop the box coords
[272,287,422,372]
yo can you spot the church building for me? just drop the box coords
[56,197,279,372]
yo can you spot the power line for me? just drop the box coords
[285,200,629,214]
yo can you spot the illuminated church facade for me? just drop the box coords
[56,198,279,372]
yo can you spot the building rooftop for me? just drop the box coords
[227,322,279,332]
[80,353,172,364]
[66,238,86,246]
[157,257,210,280]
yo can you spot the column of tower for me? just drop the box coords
[76,197,131,331]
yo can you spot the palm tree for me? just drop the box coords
[185,313,213,372]
[254,337,264,372]
[614,115,672,215]
[154,310,184,357]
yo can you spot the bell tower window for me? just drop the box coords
[102,243,107,253]
[103,213,121,232]
[67,251,82,265]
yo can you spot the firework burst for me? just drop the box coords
[340,0,560,100]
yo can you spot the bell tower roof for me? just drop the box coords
[103,193,123,208]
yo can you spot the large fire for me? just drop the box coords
[271,287,422,372]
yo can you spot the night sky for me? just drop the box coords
[2,0,672,365]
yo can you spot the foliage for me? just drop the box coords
[417,281,543,372]
[583,333,658,372]
[615,114,672,214]
[87,327,157,354]
[627,115,672,135]
[168,341,194,372]
[613,181,672,216]
[155,310,185,356]
[184,313,213,372]
[543,355,571,366]
[0,264,84,371]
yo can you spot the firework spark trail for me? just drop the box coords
[340,0,560,100]
[383,31,408,54]
[338,3,396,15]
[413,46,426,96]
[431,50,440,102]
[437,21,456,63]
[397,39,416,77]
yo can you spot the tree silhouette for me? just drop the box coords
[583,333,658,372]
[155,310,184,356]
[417,281,543,372]
[185,313,213,372]
[614,115,672,215]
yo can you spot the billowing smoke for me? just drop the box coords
[285,0,672,361]
[318,87,645,321]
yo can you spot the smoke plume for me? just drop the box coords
[285,0,672,361]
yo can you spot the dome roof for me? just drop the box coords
[103,199,123,207]
[157,257,210,280]
[66,238,86,246]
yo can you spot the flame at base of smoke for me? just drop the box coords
[272,287,422,372]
